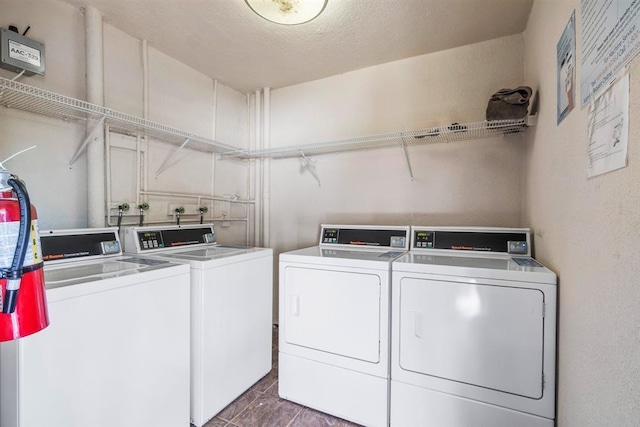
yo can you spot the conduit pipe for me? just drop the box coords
[85,6,105,227]
[141,39,149,206]
[263,87,271,248]
[254,90,262,247]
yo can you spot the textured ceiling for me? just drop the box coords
[60,0,533,93]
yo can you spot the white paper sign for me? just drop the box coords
[587,73,629,177]
[581,0,640,107]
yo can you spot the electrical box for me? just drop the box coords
[0,28,45,76]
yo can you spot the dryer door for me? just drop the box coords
[398,277,545,399]
[282,266,382,363]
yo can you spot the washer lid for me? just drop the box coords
[43,256,183,290]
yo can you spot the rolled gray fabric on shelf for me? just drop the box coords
[486,86,532,121]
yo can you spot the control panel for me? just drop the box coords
[411,227,531,256]
[138,231,164,250]
[319,225,410,250]
[414,230,434,248]
[126,225,217,253]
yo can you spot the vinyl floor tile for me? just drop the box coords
[203,416,229,427]
[205,325,360,427]
[252,368,278,393]
[289,407,362,427]
[229,394,303,427]
[216,388,261,422]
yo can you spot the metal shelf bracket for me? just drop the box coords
[300,151,321,187]
[401,136,414,181]
[69,115,106,168]
[155,138,191,178]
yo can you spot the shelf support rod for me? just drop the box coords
[401,137,414,181]
[155,137,191,178]
[69,115,106,168]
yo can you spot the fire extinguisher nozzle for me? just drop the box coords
[2,288,19,314]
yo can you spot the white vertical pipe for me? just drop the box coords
[254,90,262,247]
[85,6,105,227]
[263,87,271,248]
[135,134,141,206]
[211,79,217,211]
[141,39,149,206]
[142,39,149,120]
[105,124,112,224]
[246,93,253,246]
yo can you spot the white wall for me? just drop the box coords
[268,34,529,320]
[0,0,86,229]
[524,1,640,425]
[270,35,528,251]
[0,1,250,244]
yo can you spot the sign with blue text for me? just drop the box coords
[581,0,640,107]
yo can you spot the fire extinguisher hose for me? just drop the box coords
[3,177,31,314]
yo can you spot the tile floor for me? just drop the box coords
[201,325,362,427]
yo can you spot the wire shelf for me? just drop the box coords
[220,117,535,160]
[0,77,238,153]
[0,77,535,161]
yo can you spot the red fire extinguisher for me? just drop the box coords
[0,164,49,341]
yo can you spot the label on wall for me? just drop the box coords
[8,39,41,67]
[581,0,640,107]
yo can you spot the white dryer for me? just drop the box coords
[391,226,557,427]
[279,225,410,427]
[0,227,191,427]
[123,224,273,427]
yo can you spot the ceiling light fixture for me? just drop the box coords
[245,0,328,25]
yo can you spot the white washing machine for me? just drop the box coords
[391,226,557,427]
[123,224,273,427]
[0,227,191,427]
[279,224,410,427]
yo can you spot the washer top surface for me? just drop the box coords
[151,244,271,262]
[40,227,190,292]
[44,256,185,289]
[122,224,272,267]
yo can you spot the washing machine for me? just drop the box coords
[390,226,557,427]
[0,227,191,427]
[278,224,410,427]
[122,223,273,427]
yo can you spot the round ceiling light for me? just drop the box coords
[245,0,328,25]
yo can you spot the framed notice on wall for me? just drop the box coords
[581,0,640,107]
[558,11,576,124]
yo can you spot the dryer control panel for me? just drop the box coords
[411,227,531,256]
[319,225,410,250]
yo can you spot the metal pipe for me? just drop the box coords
[142,39,149,120]
[105,125,112,226]
[85,6,106,227]
[246,93,252,246]
[139,190,255,204]
[254,90,262,247]
[263,87,271,248]
[136,134,141,205]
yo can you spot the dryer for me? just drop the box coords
[278,225,410,427]
[123,224,273,427]
[0,227,191,427]
[391,227,557,427]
